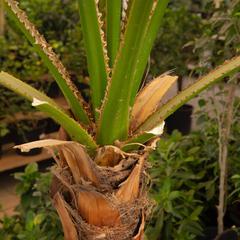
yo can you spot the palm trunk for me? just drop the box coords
[50,142,153,240]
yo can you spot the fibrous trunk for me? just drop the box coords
[49,142,153,240]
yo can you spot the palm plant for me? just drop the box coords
[0,0,240,239]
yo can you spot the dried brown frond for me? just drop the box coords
[116,152,146,202]
[95,145,138,167]
[60,143,100,186]
[130,75,177,132]
[14,139,70,152]
[95,145,124,166]
[50,143,150,239]
[22,139,152,239]
[53,192,78,240]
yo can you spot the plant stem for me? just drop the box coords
[217,84,235,235]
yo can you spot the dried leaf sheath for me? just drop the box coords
[61,144,100,185]
[116,153,146,202]
[53,192,78,240]
[77,189,121,227]
[16,140,151,239]
[54,143,149,239]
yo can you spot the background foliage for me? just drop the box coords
[0,163,63,240]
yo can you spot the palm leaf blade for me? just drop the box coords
[4,0,90,125]
[106,0,121,67]
[78,0,109,118]
[138,55,240,132]
[0,72,97,151]
[97,0,169,145]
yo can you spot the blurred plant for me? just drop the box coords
[3,0,87,77]
[0,163,63,240]
[0,0,88,143]
[0,0,5,35]
[196,83,240,236]
[0,122,9,137]
[194,0,240,74]
[146,101,240,239]
[146,131,212,240]
[150,1,204,77]
[145,86,240,239]
[193,4,240,234]
[0,85,40,145]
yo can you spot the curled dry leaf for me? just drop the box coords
[116,164,141,202]
[60,143,100,186]
[77,189,121,227]
[14,139,70,152]
[95,145,139,167]
[53,192,78,240]
[116,153,146,202]
[95,146,123,166]
[130,75,178,132]
[15,140,100,186]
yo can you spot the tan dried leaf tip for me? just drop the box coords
[130,75,177,132]
[53,192,78,240]
[60,143,100,185]
[14,139,70,152]
[116,153,146,202]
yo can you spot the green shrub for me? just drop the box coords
[146,95,240,239]
[2,0,87,78]
[151,2,204,77]
[146,131,210,240]
[0,0,88,139]
[0,163,63,240]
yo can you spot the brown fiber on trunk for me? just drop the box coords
[49,142,152,240]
